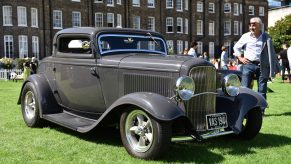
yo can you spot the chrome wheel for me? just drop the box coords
[125,110,153,153]
[24,91,36,120]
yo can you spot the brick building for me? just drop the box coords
[0,0,268,59]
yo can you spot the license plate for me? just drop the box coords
[206,113,228,130]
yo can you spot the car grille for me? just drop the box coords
[186,66,217,131]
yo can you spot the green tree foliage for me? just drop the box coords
[268,14,291,51]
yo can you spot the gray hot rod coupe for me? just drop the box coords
[18,27,267,159]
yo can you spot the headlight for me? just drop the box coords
[175,76,195,101]
[222,74,241,97]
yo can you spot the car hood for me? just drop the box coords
[101,54,212,73]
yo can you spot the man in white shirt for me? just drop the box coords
[288,45,291,70]
[187,41,198,57]
[233,17,279,99]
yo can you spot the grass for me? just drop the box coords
[0,79,291,163]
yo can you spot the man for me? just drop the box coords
[288,44,291,70]
[278,44,290,83]
[220,46,228,69]
[233,17,279,99]
[187,41,198,57]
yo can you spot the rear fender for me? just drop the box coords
[216,87,267,133]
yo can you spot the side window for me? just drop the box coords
[58,36,91,54]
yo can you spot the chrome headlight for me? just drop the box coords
[175,76,195,101]
[222,74,241,97]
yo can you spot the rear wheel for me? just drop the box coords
[120,108,171,159]
[238,109,262,140]
[21,82,43,127]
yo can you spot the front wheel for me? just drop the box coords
[238,109,263,140]
[120,108,171,159]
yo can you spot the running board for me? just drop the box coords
[42,111,98,133]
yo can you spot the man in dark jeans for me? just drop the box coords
[233,17,279,99]
[278,44,290,83]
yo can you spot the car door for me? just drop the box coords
[54,35,106,113]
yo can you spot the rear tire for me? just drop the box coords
[120,108,171,159]
[238,109,262,140]
[21,82,43,127]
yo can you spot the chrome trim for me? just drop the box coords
[191,92,218,97]
[200,131,234,139]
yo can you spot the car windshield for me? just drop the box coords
[97,33,167,56]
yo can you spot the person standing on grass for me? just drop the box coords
[278,44,290,83]
[233,17,280,99]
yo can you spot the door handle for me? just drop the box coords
[90,67,99,77]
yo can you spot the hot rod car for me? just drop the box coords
[18,27,267,159]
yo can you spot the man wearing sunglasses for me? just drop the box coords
[233,17,280,99]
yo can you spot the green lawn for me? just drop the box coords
[0,79,291,163]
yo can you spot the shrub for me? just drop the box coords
[0,58,14,69]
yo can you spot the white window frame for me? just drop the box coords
[209,42,215,58]
[259,7,265,16]
[224,21,231,36]
[117,14,122,27]
[95,12,103,27]
[17,6,27,26]
[197,20,203,35]
[72,11,81,27]
[107,0,114,6]
[166,0,173,9]
[240,4,243,14]
[177,40,183,54]
[3,6,13,26]
[53,10,62,29]
[132,0,140,7]
[185,0,188,10]
[184,18,188,34]
[197,42,203,55]
[209,3,215,13]
[234,3,239,15]
[166,17,174,33]
[197,1,203,12]
[249,6,254,15]
[148,41,155,50]
[177,17,183,33]
[31,8,38,27]
[209,21,215,36]
[4,35,14,58]
[71,0,81,2]
[116,0,121,5]
[148,0,155,8]
[133,16,140,29]
[95,0,103,3]
[148,16,155,31]
[234,21,239,35]
[167,40,174,54]
[185,41,188,50]
[107,13,114,27]
[32,36,39,59]
[176,0,183,11]
[224,3,231,13]
[18,35,28,58]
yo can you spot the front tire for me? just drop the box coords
[120,108,171,159]
[238,109,262,140]
[21,82,43,127]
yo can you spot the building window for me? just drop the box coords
[177,17,183,33]
[3,6,12,26]
[133,0,140,7]
[167,40,174,54]
[185,0,188,10]
[249,6,254,15]
[31,8,38,27]
[166,17,173,33]
[224,21,231,36]
[234,21,239,35]
[209,42,214,58]
[197,20,203,35]
[133,16,140,29]
[240,4,243,14]
[32,36,39,58]
[95,0,103,3]
[259,7,264,16]
[176,0,183,11]
[117,0,121,5]
[72,11,81,27]
[209,3,215,13]
[197,42,203,55]
[4,35,14,58]
[185,18,188,34]
[17,6,27,26]
[177,40,183,54]
[19,35,28,58]
[185,41,188,50]
[148,17,155,31]
[95,12,103,27]
[71,0,80,2]
[148,41,155,50]
[117,14,122,27]
[197,2,203,12]
[107,0,114,6]
[209,21,215,36]
[53,10,62,29]
[240,21,243,35]
[224,3,231,13]
[166,0,173,8]
[234,3,239,15]
[107,13,114,27]
[148,0,155,8]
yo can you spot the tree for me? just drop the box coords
[267,14,291,52]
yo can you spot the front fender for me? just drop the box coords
[17,74,59,116]
[216,87,267,133]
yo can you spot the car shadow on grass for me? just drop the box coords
[264,111,291,117]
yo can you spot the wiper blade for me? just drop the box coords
[147,32,159,46]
